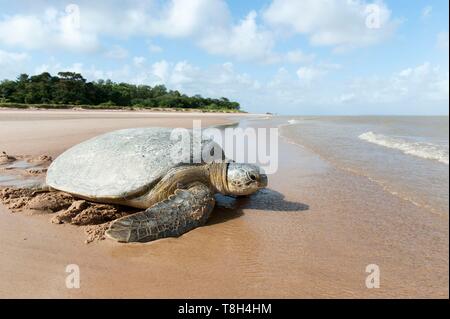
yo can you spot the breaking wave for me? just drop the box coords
[358,131,449,165]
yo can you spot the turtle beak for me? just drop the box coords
[259,174,268,188]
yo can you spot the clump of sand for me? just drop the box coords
[0,151,16,164]
[0,152,139,243]
[84,223,114,244]
[50,199,132,227]
[0,187,35,210]
[30,155,53,163]
[27,168,48,175]
[0,187,138,243]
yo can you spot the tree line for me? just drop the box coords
[0,72,240,111]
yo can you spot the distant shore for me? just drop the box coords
[0,103,246,114]
[0,72,243,113]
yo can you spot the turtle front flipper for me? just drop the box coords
[105,182,215,243]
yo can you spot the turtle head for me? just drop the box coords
[225,163,268,196]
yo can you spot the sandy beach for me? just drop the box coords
[0,109,448,298]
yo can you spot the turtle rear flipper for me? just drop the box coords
[105,183,215,243]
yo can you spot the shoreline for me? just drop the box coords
[278,117,449,218]
[278,124,446,217]
[0,106,248,115]
[0,108,265,116]
[0,110,448,298]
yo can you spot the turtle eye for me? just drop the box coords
[249,174,257,181]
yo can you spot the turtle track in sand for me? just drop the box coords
[0,152,140,243]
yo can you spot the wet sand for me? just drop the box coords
[0,110,448,298]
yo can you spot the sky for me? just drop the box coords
[0,0,448,115]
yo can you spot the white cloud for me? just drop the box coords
[268,62,448,114]
[266,68,309,106]
[0,1,277,61]
[421,6,433,19]
[197,10,319,64]
[146,60,261,96]
[151,60,170,83]
[198,11,276,62]
[1,1,220,52]
[348,62,449,104]
[159,0,229,38]
[0,0,396,62]
[0,49,29,64]
[170,61,197,85]
[105,45,129,59]
[295,62,340,84]
[263,0,396,52]
[0,49,30,80]
[57,5,98,51]
[0,1,302,63]
[133,56,146,66]
[0,6,98,52]
[69,0,230,39]
[83,0,278,62]
[0,15,47,49]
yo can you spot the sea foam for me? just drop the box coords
[358,131,449,165]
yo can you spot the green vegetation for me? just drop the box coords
[0,72,242,112]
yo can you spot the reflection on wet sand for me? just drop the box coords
[235,188,310,212]
[0,156,46,188]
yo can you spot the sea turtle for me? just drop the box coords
[46,127,268,243]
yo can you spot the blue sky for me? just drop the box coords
[0,0,448,115]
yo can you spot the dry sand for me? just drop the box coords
[0,109,448,298]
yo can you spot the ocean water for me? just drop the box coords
[279,116,449,215]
